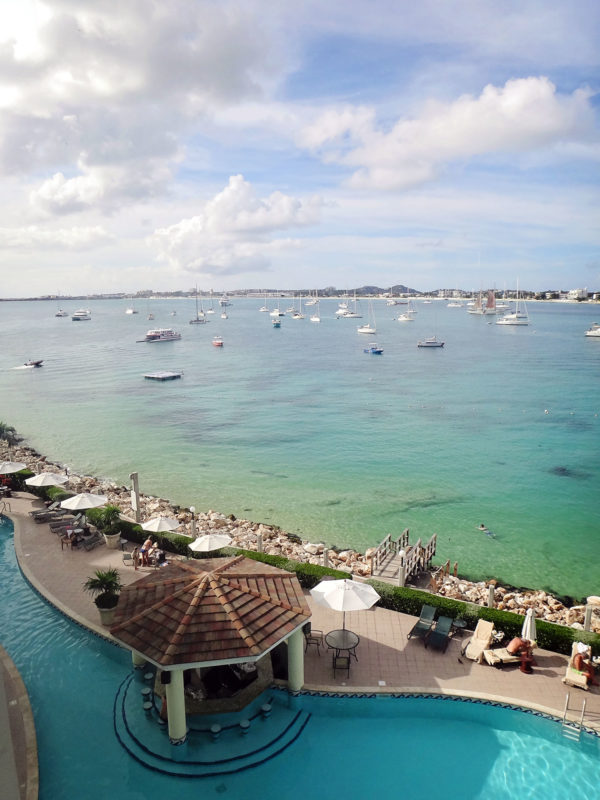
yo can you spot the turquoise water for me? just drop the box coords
[1,298,599,597]
[1,515,598,799]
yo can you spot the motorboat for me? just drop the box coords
[417,336,444,348]
[272,318,281,328]
[585,323,600,338]
[447,301,462,308]
[138,328,181,342]
[220,311,228,319]
[212,336,224,347]
[71,309,91,321]
[219,296,232,306]
[55,309,69,317]
[125,307,138,315]
[24,359,44,367]
[397,313,414,322]
[363,343,383,355]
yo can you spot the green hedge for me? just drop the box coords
[108,522,600,658]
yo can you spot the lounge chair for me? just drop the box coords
[30,501,60,517]
[49,514,82,533]
[407,604,437,640]
[461,619,495,664]
[33,508,69,523]
[425,615,454,652]
[80,532,104,551]
[562,642,590,691]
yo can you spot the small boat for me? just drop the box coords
[585,323,600,338]
[272,318,281,328]
[496,282,529,326]
[219,296,232,306]
[212,336,224,347]
[189,289,207,324]
[125,307,138,315]
[24,359,43,367]
[357,300,376,334]
[220,311,228,319]
[55,309,69,317]
[71,309,91,321]
[147,313,154,320]
[447,301,462,308]
[396,312,414,322]
[138,328,181,342]
[144,371,183,381]
[363,343,383,355]
[417,336,444,348]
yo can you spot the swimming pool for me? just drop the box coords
[1,515,598,799]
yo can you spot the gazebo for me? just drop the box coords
[110,555,311,743]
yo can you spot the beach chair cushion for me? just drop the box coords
[462,619,495,664]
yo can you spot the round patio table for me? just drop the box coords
[325,629,360,661]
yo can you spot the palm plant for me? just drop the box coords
[83,568,123,609]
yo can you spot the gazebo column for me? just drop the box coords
[287,629,304,692]
[131,651,146,669]
[165,668,187,744]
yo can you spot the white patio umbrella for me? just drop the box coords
[141,516,180,533]
[0,461,26,474]
[521,608,537,644]
[25,472,69,487]
[188,533,232,552]
[61,492,108,511]
[310,578,380,630]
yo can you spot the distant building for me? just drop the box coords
[567,288,588,301]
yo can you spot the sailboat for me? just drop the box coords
[189,288,207,324]
[357,301,376,334]
[292,297,305,319]
[467,291,485,315]
[484,290,497,315]
[496,282,529,326]
[305,290,318,306]
[310,300,321,323]
[207,289,215,314]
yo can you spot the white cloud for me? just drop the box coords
[150,175,322,275]
[298,77,596,190]
[0,224,112,249]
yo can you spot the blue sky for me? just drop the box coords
[0,0,598,296]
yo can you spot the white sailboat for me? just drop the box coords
[357,301,376,334]
[310,301,321,323]
[207,289,215,314]
[189,288,207,324]
[292,297,305,319]
[305,290,318,306]
[497,282,529,326]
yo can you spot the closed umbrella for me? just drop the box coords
[521,608,537,644]
[0,461,26,474]
[25,472,68,487]
[310,578,380,630]
[188,533,232,552]
[140,516,180,533]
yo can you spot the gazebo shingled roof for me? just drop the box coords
[110,555,311,668]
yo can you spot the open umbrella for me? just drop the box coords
[0,461,26,474]
[61,492,107,526]
[25,472,68,487]
[188,533,232,552]
[310,578,380,629]
[140,516,180,533]
[521,608,537,644]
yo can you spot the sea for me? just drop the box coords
[1,296,599,599]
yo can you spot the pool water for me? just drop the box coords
[1,515,598,799]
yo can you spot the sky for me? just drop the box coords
[0,0,598,297]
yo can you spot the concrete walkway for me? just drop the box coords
[2,491,600,799]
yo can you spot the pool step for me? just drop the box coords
[113,676,311,777]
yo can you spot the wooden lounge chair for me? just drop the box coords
[80,531,104,551]
[425,615,454,652]
[407,604,436,640]
[562,642,590,690]
[461,619,495,664]
[30,501,60,517]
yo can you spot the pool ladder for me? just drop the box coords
[561,693,586,742]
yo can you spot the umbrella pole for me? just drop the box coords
[342,611,346,631]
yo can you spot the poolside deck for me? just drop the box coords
[3,492,600,798]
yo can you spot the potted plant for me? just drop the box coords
[93,505,123,549]
[83,568,123,625]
